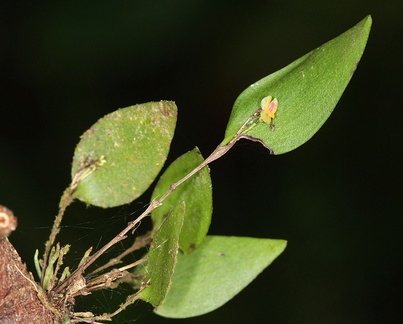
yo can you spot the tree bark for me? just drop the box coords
[0,237,56,323]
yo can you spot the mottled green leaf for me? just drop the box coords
[71,101,177,207]
[222,16,371,154]
[140,202,185,306]
[151,148,212,254]
[155,235,287,318]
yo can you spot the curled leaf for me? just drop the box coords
[151,148,213,254]
[140,202,185,306]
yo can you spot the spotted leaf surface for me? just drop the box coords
[72,101,177,207]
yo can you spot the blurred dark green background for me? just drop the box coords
[1,1,402,323]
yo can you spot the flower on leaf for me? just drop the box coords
[259,96,278,125]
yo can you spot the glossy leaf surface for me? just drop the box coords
[222,16,371,154]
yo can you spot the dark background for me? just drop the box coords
[1,1,402,323]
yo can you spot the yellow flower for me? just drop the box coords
[259,96,278,124]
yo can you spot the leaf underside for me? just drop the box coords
[155,235,287,318]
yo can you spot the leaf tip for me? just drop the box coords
[357,15,372,33]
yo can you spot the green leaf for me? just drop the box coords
[151,148,213,254]
[154,235,287,318]
[140,202,185,306]
[71,101,177,207]
[222,16,372,154]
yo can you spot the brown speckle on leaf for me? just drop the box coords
[160,101,175,117]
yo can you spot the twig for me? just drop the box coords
[53,200,159,295]
[41,156,105,285]
[88,231,152,276]
[54,132,248,296]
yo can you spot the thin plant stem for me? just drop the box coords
[41,157,105,285]
[53,113,259,295]
[53,141,238,295]
[88,231,152,276]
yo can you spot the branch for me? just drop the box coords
[53,139,239,296]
